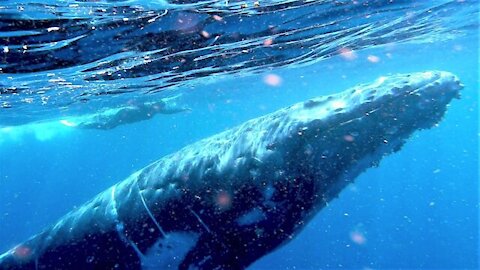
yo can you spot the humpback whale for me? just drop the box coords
[60,94,190,130]
[0,71,462,270]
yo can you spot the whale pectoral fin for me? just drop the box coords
[179,228,267,270]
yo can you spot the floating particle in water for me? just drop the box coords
[263,74,282,87]
[215,190,232,210]
[263,38,273,46]
[13,245,31,259]
[200,30,210,38]
[350,230,367,245]
[212,15,223,21]
[3,46,9,53]
[343,134,355,142]
[367,55,380,63]
[339,48,357,61]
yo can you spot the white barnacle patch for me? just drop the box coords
[236,208,266,226]
[331,100,346,110]
[422,71,434,80]
[141,232,199,270]
[376,76,386,85]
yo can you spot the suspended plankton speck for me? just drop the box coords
[215,190,232,210]
[343,134,355,142]
[3,46,9,53]
[339,48,357,61]
[13,245,32,259]
[200,30,210,38]
[350,230,367,245]
[367,55,380,63]
[212,15,223,21]
[263,38,273,46]
[263,74,282,87]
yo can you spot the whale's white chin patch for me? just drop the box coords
[141,232,199,270]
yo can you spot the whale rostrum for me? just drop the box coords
[0,71,463,270]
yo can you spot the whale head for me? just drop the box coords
[257,71,463,202]
[295,70,462,134]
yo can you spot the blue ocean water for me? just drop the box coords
[0,0,479,269]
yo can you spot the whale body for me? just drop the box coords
[57,94,190,130]
[0,71,462,270]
